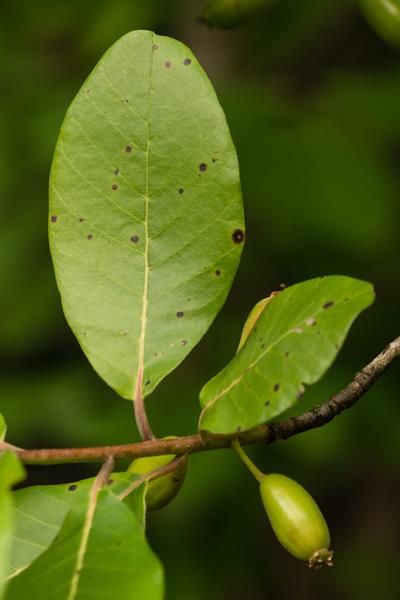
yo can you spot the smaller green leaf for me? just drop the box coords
[199,276,374,435]
[359,0,400,47]
[0,452,25,600]
[6,484,163,600]
[3,473,139,582]
[0,414,6,442]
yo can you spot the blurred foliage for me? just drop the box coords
[0,0,399,598]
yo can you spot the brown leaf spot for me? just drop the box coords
[215,269,221,276]
[178,188,184,194]
[79,218,84,223]
[165,61,171,68]
[50,215,58,223]
[176,311,184,318]
[68,484,77,491]
[306,317,316,326]
[265,400,270,407]
[145,380,151,386]
[87,234,93,240]
[180,339,188,346]
[153,44,159,50]
[274,383,280,392]
[232,229,245,244]
[323,301,334,310]
[124,145,132,153]
[284,351,290,357]
[111,184,118,191]
[130,235,139,244]
[183,58,191,65]
[199,163,207,172]
[114,168,120,176]
[107,479,114,486]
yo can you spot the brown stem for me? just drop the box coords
[12,336,400,465]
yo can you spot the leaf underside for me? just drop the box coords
[6,479,163,600]
[49,30,244,402]
[199,276,374,435]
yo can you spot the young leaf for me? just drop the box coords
[3,473,140,582]
[0,413,6,442]
[199,276,374,434]
[0,452,25,600]
[6,483,163,600]
[49,30,244,406]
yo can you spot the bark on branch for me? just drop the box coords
[10,336,400,466]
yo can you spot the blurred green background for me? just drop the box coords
[1,0,399,598]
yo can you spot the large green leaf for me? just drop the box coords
[0,452,25,600]
[199,276,374,434]
[6,480,163,600]
[49,30,244,403]
[3,473,140,582]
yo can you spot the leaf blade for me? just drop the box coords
[0,452,25,600]
[49,30,244,402]
[199,276,374,434]
[6,484,163,600]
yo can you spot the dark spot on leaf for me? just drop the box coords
[323,301,334,310]
[145,380,151,386]
[165,61,171,68]
[183,58,191,65]
[79,218,84,223]
[199,163,207,172]
[172,477,180,483]
[68,484,77,491]
[107,479,114,486]
[215,269,221,276]
[212,158,217,163]
[265,400,270,407]
[112,184,118,191]
[178,188,184,194]
[154,352,159,357]
[284,351,290,357]
[232,229,245,244]
[87,234,93,240]
[344,297,349,302]
[306,317,316,326]
[176,311,184,318]
[274,383,280,392]
[153,44,159,50]
[114,168,120,176]
[181,339,188,346]
[50,215,58,223]
[130,235,139,244]
[122,98,129,103]
[125,145,132,153]
[261,343,265,349]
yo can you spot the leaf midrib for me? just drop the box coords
[134,33,154,403]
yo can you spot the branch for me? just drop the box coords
[11,337,400,465]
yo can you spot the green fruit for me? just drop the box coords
[128,437,187,511]
[260,474,333,568]
[200,0,274,30]
[359,0,400,46]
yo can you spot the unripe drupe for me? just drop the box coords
[260,473,333,568]
[128,437,187,511]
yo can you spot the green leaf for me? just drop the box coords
[359,0,400,47]
[3,473,140,582]
[49,30,244,403]
[6,481,163,600]
[199,276,374,434]
[0,452,25,600]
[0,414,6,442]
